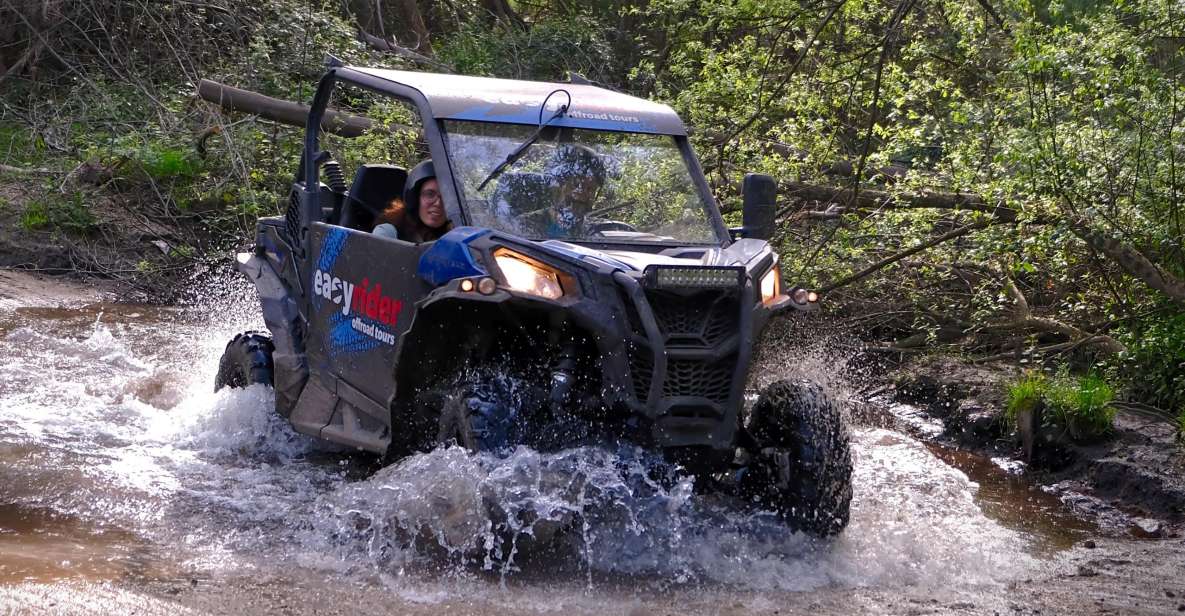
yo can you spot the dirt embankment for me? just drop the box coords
[0,175,227,301]
[887,355,1185,537]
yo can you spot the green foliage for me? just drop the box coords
[1,0,1183,411]
[19,194,96,234]
[0,124,48,166]
[1005,371,1048,425]
[1006,370,1117,443]
[1045,373,1117,442]
[1114,311,1185,417]
[437,9,617,82]
[137,146,201,181]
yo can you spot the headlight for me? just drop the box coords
[493,248,565,300]
[760,263,782,305]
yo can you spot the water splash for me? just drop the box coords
[307,429,1034,592]
[0,287,1040,595]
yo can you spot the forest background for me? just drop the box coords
[0,0,1182,428]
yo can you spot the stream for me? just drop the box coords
[0,275,1120,614]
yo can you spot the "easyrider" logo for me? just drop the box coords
[313,269,404,327]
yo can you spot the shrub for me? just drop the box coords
[19,194,96,233]
[1114,311,1185,419]
[1045,373,1116,442]
[1005,371,1047,425]
[1004,370,1117,443]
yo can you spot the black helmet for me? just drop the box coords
[403,159,436,215]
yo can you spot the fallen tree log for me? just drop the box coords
[0,163,55,176]
[780,182,1019,220]
[775,178,1185,309]
[1068,217,1185,308]
[195,79,374,137]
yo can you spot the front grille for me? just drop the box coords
[646,290,738,347]
[663,356,736,404]
[627,342,654,402]
[617,280,743,409]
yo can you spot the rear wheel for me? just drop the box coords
[214,331,274,391]
[740,379,853,536]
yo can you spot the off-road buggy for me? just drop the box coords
[217,58,852,536]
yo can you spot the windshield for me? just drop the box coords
[443,121,721,244]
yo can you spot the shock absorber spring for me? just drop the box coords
[322,159,347,194]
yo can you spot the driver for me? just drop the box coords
[537,144,606,238]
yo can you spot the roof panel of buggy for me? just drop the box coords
[349,67,687,136]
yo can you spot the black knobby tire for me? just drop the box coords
[435,372,541,453]
[742,379,853,536]
[437,384,514,453]
[214,331,275,391]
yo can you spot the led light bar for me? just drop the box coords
[645,266,745,289]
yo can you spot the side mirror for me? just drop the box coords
[741,173,777,241]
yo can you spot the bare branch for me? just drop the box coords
[819,219,992,293]
[358,30,455,73]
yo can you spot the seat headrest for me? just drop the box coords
[347,164,408,214]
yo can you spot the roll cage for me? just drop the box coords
[293,60,730,257]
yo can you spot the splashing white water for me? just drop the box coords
[0,291,1039,597]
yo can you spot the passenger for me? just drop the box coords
[539,144,606,238]
[372,160,452,242]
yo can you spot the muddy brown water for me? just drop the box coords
[0,275,1131,613]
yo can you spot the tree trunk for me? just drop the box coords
[479,0,524,27]
[389,0,433,55]
[1067,219,1185,308]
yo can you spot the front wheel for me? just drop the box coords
[435,371,544,453]
[740,379,853,537]
[214,331,274,391]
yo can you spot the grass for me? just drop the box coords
[1005,370,1117,443]
[1005,372,1047,425]
[137,145,201,180]
[20,193,97,233]
[1046,373,1117,442]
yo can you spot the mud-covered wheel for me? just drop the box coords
[435,372,543,453]
[214,331,275,391]
[437,375,518,453]
[741,379,853,536]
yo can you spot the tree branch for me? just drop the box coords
[819,219,992,293]
[987,271,1126,354]
[778,181,1019,220]
[358,30,455,73]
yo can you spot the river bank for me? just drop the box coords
[884,355,1184,539]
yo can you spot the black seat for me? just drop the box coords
[339,164,407,231]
